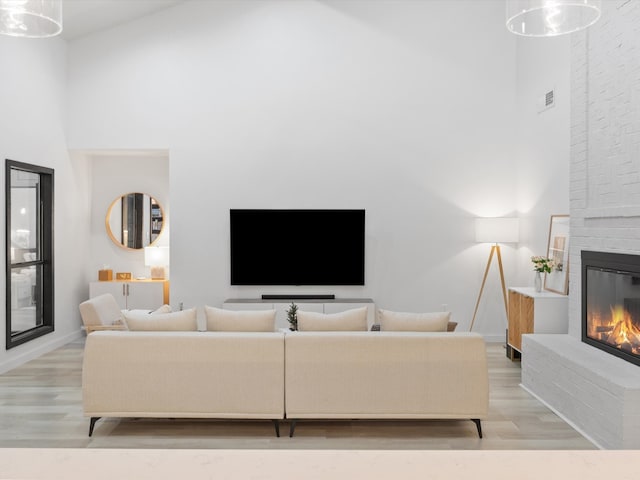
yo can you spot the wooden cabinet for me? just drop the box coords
[223,298,375,330]
[508,290,534,352]
[508,287,568,358]
[89,280,169,310]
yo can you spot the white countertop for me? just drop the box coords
[0,449,638,480]
[508,286,568,298]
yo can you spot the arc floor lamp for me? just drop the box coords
[470,217,519,332]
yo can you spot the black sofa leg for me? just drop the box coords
[272,420,281,437]
[89,417,101,437]
[289,419,297,438]
[471,419,483,438]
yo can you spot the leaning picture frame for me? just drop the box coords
[544,214,570,295]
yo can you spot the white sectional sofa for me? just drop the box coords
[82,331,286,436]
[82,330,488,438]
[284,331,489,437]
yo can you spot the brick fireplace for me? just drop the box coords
[521,0,640,449]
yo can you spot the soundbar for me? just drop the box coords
[261,294,336,300]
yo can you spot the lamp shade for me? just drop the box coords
[506,0,601,37]
[0,0,62,38]
[475,217,519,244]
[144,246,170,267]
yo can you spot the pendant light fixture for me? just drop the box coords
[0,0,62,38]
[506,0,601,37]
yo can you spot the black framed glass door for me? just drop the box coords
[5,159,54,349]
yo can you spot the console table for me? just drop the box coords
[223,298,375,330]
[89,280,169,310]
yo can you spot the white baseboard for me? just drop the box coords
[0,329,83,375]
[519,383,604,450]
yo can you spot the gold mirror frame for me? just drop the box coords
[105,192,165,250]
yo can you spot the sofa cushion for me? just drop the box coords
[79,294,123,327]
[83,331,286,419]
[205,306,276,332]
[378,309,450,332]
[284,331,489,419]
[297,307,368,331]
[152,304,172,314]
[123,308,198,331]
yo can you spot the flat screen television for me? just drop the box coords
[230,209,365,285]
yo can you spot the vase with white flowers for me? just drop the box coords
[531,256,554,292]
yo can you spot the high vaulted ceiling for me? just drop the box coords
[62,0,187,40]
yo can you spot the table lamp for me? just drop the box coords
[470,217,519,331]
[144,246,170,280]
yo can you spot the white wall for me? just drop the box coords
[84,152,170,288]
[67,0,523,335]
[514,35,571,287]
[0,36,91,372]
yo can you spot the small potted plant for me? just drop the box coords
[286,302,298,331]
[531,256,555,292]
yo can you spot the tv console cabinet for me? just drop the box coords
[223,298,375,330]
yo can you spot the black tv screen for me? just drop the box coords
[230,209,365,285]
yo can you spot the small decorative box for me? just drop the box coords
[116,272,132,280]
[98,269,113,281]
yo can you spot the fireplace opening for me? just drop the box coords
[582,251,640,367]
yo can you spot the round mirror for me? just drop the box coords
[106,193,165,250]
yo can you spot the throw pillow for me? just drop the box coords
[378,309,450,332]
[123,308,198,331]
[297,306,368,331]
[152,304,172,314]
[205,306,276,332]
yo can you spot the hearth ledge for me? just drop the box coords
[521,334,640,449]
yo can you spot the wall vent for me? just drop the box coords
[538,88,555,113]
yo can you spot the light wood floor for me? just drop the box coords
[0,339,596,450]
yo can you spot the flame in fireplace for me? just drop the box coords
[609,306,640,345]
[588,305,640,355]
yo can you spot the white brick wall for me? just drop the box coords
[570,0,640,338]
[523,0,640,449]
